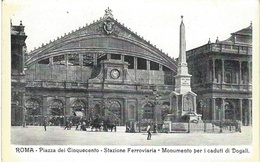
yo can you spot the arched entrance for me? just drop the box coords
[224,101,236,120]
[25,98,41,125]
[48,99,64,125]
[106,101,121,124]
[71,100,87,124]
[72,100,87,118]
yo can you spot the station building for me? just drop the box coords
[11,8,252,126]
[11,9,178,126]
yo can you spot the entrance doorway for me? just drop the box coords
[224,101,236,120]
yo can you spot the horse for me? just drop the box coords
[103,122,116,132]
[90,118,103,131]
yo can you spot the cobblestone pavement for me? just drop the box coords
[11,126,252,146]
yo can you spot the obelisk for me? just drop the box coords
[174,16,192,94]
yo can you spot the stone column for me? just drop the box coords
[159,64,163,71]
[93,53,97,66]
[42,95,48,117]
[21,92,26,126]
[107,53,111,59]
[207,59,210,82]
[134,57,137,81]
[248,99,252,126]
[79,54,83,81]
[88,95,94,119]
[49,57,53,65]
[212,98,216,120]
[222,59,225,83]
[123,98,128,125]
[239,99,243,124]
[49,58,53,81]
[147,60,150,84]
[248,62,252,84]
[65,96,71,117]
[239,61,242,85]
[212,58,215,82]
[221,98,225,120]
[137,99,142,122]
[65,54,68,81]
[65,54,68,66]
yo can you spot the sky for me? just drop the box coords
[4,0,258,59]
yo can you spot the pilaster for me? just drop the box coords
[221,98,225,120]
[42,95,48,116]
[134,57,137,81]
[123,97,128,124]
[239,61,242,84]
[239,98,243,122]
[222,59,225,83]
[248,99,252,125]
[212,98,216,120]
[213,58,216,82]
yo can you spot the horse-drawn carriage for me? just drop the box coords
[90,116,117,132]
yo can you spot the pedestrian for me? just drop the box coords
[69,121,72,130]
[75,121,80,130]
[114,125,117,132]
[147,124,151,140]
[64,120,69,130]
[43,119,47,131]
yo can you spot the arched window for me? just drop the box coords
[49,99,64,116]
[108,101,121,119]
[72,100,86,111]
[72,100,86,117]
[25,99,40,115]
[224,102,235,120]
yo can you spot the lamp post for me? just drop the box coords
[153,89,162,133]
[22,106,27,127]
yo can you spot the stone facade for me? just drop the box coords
[11,20,27,126]
[12,9,178,126]
[186,23,252,125]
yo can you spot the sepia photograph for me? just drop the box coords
[2,0,259,161]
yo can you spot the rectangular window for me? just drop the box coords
[111,54,121,60]
[38,58,50,64]
[137,57,147,70]
[150,61,159,70]
[53,55,65,65]
[163,66,170,71]
[124,55,134,69]
[83,54,93,66]
[225,71,232,83]
[68,54,79,66]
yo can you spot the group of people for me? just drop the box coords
[43,119,152,140]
